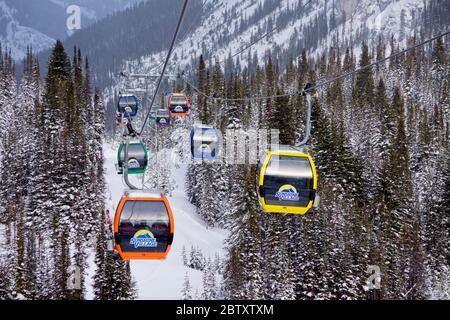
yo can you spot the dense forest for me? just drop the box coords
[0,0,449,301]
[36,0,203,87]
[182,35,449,299]
[1,35,449,301]
[0,42,135,299]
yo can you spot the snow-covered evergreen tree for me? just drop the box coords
[181,272,193,300]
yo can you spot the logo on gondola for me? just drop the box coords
[199,143,211,153]
[275,185,300,201]
[174,105,184,112]
[127,159,140,169]
[130,230,157,248]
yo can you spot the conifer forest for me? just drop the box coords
[0,0,448,302]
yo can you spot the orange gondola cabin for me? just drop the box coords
[114,191,174,260]
[168,93,190,117]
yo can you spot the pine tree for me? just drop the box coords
[93,210,108,300]
[353,41,374,107]
[181,272,193,300]
[182,245,188,267]
[381,86,416,298]
[202,258,217,300]
[430,37,448,100]
[14,197,27,297]
[269,87,295,145]
[424,149,450,299]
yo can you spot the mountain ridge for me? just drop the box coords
[0,0,142,60]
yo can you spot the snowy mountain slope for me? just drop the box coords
[0,1,55,61]
[0,0,142,60]
[98,143,227,299]
[330,0,426,54]
[102,0,431,135]
[116,0,426,84]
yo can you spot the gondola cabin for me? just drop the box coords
[156,109,171,127]
[190,126,220,160]
[168,93,189,117]
[118,95,139,117]
[258,147,317,215]
[115,112,129,127]
[114,191,174,260]
[117,141,148,174]
[149,105,160,121]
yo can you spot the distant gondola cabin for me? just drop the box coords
[168,93,189,117]
[117,141,148,174]
[190,126,220,160]
[156,109,171,127]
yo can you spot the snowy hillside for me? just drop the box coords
[0,0,141,60]
[117,0,426,82]
[0,1,55,61]
[101,143,227,299]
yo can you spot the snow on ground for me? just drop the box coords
[98,142,227,300]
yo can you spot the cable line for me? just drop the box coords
[139,0,190,136]
[144,0,212,77]
[183,30,450,102]
[310,30,450,92]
